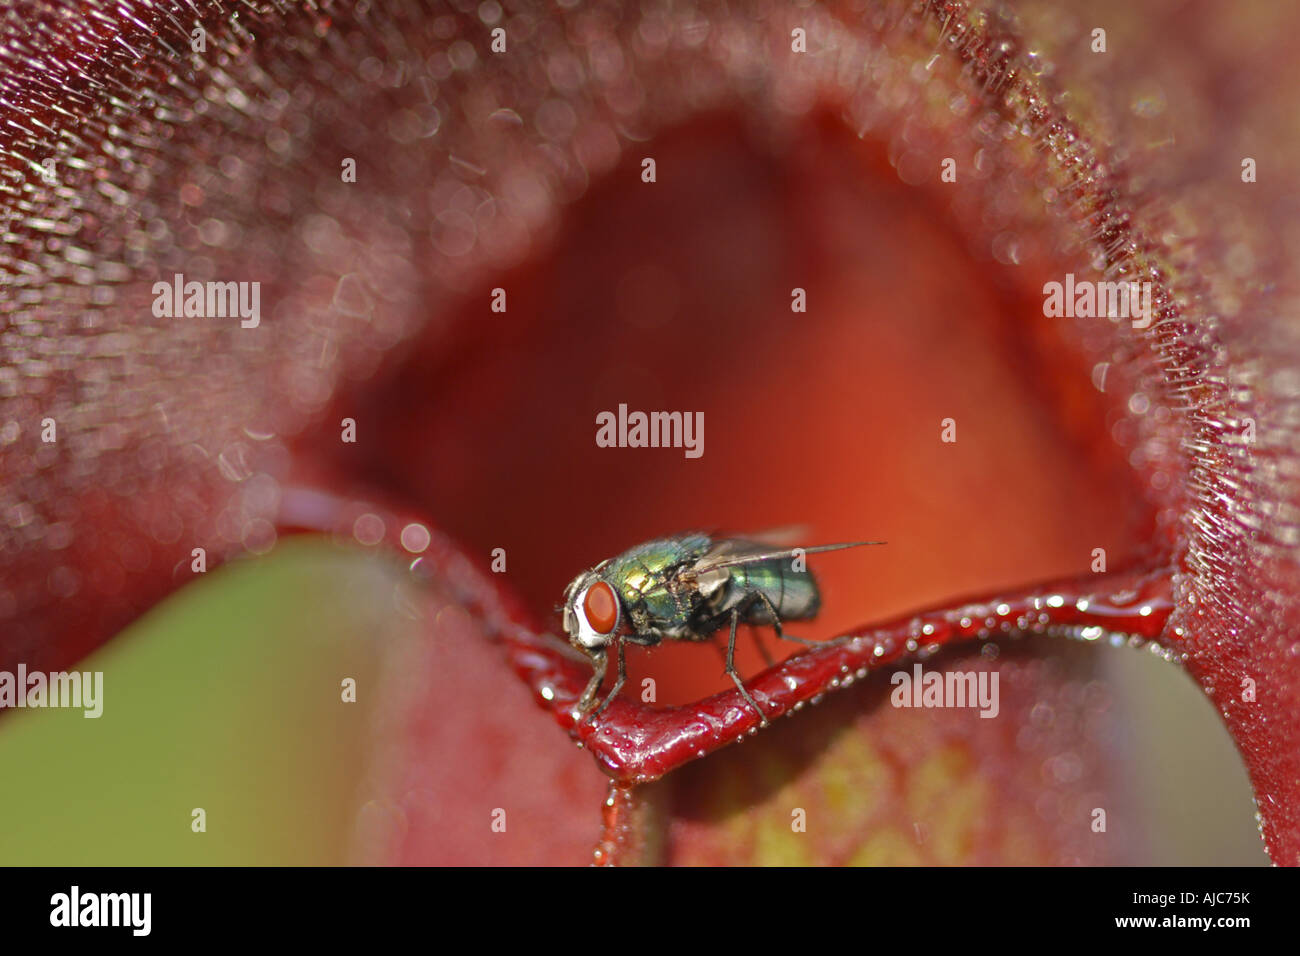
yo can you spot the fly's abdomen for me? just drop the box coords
[729,559,821,623]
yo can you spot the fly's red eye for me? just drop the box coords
[583,581,619,634]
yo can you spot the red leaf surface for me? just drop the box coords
[2,0,1296,864]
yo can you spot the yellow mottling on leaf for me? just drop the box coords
[818,729,887,824]
[904,747,983,862]
[846,827,923,866]
[906,745,986,863]
[752,807,815,866]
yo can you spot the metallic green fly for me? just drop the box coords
[561,533,883,725]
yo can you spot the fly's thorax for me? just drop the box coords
[605,535,711,592]
[601,535,712,632]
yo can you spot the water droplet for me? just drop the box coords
[400,522,431,553]
[353,513,386,547]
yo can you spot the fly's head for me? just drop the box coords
[561,566,623,660]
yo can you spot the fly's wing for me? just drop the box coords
[690,538,775,598]
[696,538,886,622]
[692,539,886,575]
[637,537,885,599]
[629,536,757,599]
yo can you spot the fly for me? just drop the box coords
[561,533,883,726]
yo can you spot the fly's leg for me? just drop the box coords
[709,634,729,665]
[754,589,823,647]
[591,637,627,719]
[579,651,607,714]
[713,623,773,668]
[725,607,769,726]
